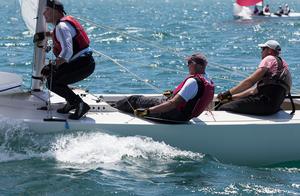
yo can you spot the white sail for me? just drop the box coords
[256,2,263,6]
[233,3,252,20]
[19,0,38,34]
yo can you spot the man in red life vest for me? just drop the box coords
[115,53,214,122]
[38,0,95,120]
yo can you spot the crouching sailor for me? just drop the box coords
[37,0,95,119]
[115,53,214,122]
[217,40,292,115]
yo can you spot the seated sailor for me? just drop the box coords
[262,4,270,15]
[217,40,292,115]
[283,4,291,15]
[253,5,259,15]
[115,53,214,122]
[274,6,284,16]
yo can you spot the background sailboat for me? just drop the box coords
[233,0,262,19]
[234,0,300,19]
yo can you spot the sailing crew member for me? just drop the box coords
[217,40,292,115]
[275,6,284,16]
[262,4,270,15]
[253,5,259,15]
[283,4,291,15]
[115,53,214,122]
[38,0,95,120]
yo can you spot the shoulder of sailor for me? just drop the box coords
[184,78,198,87]
[260,55,276,67]
[56,21,73,31]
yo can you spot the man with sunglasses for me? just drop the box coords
[217,40,292,115]
[115,53,214,122]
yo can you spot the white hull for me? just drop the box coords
[253,12,300,18]
[1,82,300,166]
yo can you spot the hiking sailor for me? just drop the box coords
[262,4,270,15]
[275,6,284,16]
[115,53,214,122]
[217,40,292,115]
[283,4,291,15]
[35,0,95,120]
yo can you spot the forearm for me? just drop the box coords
[230,78,255,95]
[233,86,257,100]
[45,31,53,37]
[149,94,185,114]
[55,57,67,66]
[149,100,177,114]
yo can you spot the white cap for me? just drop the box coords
[258,40,281,51]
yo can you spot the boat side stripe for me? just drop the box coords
[0,85,21,92]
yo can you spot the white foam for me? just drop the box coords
[0,117,203,165]
[0,116,36,162]
[50,132,203,165]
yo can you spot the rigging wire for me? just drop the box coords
[115,58,242,83]
[82,48,242,94]
[75,16,250,78]
[91,49,162,93]
[75,16,300,94]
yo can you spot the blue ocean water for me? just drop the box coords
[1,0,300,195]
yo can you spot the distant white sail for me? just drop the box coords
[256,2,263,6]
[19,0,38,34]
[233,3,252,20]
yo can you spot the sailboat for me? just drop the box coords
[1,0,300,166]
[234,0,300,19]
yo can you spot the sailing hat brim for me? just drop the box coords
[258,40,281,51]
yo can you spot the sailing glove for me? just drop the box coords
[134,108,150,117]
[163,90,173,98]
[217,90,232,102]
[41,63,56,76]
[33,32,45,43]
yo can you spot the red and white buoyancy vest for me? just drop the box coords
[52,16,90,57]
[172,74,214,119]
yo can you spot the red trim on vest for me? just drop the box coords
[173,74,214,119]
[52,16,90,57]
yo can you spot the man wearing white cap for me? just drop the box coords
[217,40,292,115]
[283,4,290,15]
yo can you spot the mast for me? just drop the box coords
[31,0,47,91]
